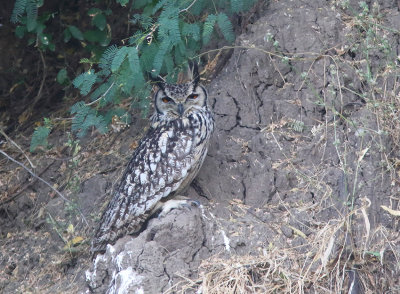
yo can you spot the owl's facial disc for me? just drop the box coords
[154,84,207,118]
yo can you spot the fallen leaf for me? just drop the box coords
[63,236,85,250]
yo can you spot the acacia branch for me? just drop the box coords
[180,0,198,13]
[86,81,115,106]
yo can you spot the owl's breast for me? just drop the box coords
[185,109,214,146]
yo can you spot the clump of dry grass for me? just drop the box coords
[177,243,397,294]
[167,199,399,294]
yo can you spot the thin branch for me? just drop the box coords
[0,149,88,226]
[32,49,47,107]
[86,81,115,106]
[0,128,35,168]
[196,44,345,61]
[0,160,56,206]
[179,0,198,13]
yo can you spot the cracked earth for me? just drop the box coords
[2,0,400,293]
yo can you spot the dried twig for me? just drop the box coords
[0,159,54,206]
[0,128,35,168]
[33,49,47,106]
[0,149,88,226]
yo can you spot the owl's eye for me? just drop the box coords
[162,97,173,103]
[188,94,198,99]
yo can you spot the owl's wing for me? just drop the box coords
[91,121,200,255]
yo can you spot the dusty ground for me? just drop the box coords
[1,0,400,293]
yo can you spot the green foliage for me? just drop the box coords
[116,0,129,6]
[111,47,129,73]
[11,0,256,147]
[73,70,97,96]
[88,8,110,31]
[70,102,108,137]
[217,13,235,42]
[230,0,256,13]
[131,14,153,29]
[203,14,217,44]
[99,45,118,70]
[343,1,398,86]
[30,118,52,152]
[230,0,243,13]
[15,25,26,38]
[288,119,305,133]
[25,0,38,32]
[56,68,69,85]
[128,47,145,87]
[11,0,55,51]
[12,1,112,53]
[11,0,28,23]
[182,23,200,41]
[83,29,111,46]
[67,25,84,41]
[30,126,50,152]
[90,81,117,107]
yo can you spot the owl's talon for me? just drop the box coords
[158,199,200,218]
[191,200,200,207]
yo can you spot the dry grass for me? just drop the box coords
[169,206,399,293]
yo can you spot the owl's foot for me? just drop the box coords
[157,198,200,218]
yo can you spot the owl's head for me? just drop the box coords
[153,62,208,119]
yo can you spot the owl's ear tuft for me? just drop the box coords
[188,60,200,87]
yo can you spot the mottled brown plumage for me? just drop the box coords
[91,64,214,256]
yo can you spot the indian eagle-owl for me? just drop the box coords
[91,62,214,256]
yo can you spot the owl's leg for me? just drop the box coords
[156,196,200,218]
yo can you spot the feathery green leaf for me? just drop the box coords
[128,46,145,88]
[153,39,170,75]
[26,0,38,32]
[72,70,97,95]
[100,45,118,70]
[111,46,129,73]
[202,14,217,44]
[217,12,234,42]
[182,22,200,41]
[71,101,107,137]
[30,125,51,152]
[11,0,27,23]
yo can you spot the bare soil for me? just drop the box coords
[1,0,400,293]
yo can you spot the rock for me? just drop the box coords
[86,208,205,293]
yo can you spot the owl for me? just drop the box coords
[91,62,215,256]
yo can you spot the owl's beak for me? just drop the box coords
[177,103,184,116]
